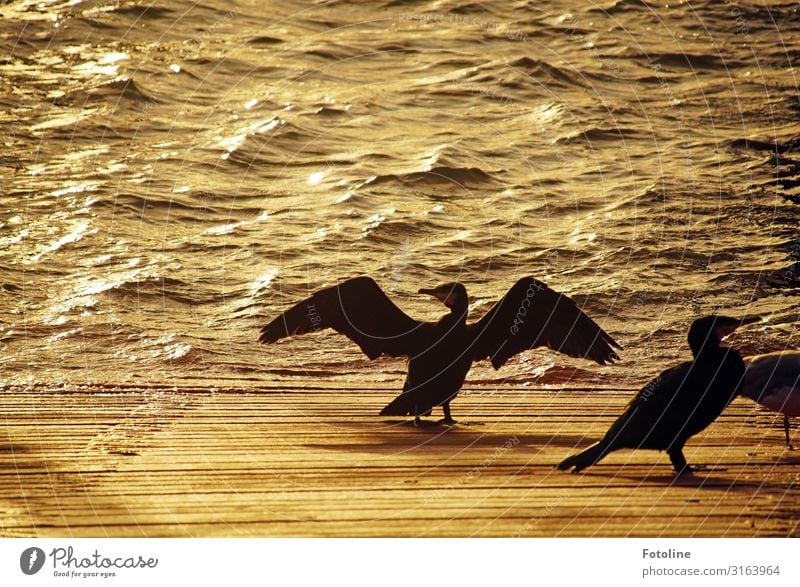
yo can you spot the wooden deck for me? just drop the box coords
[1,383,798,537]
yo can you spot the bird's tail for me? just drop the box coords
[379,393,413,416]
[557,441,610,472]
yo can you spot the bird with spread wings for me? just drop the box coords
[260,276,621,425]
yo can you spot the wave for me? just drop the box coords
[589,0,657,14]
[302,41,365,62]
[729,137,800,154]
[109,3,175,19]
[74,275,208,307]
[311,106,350,117]
[374,43,421,54]
[649,52,725,70]
[763,263,800,288]
[368,165,497,187]
[556,126,642,144]
[55,76,157,105]
[215,119,321,164]
[360,219,453,245]
[506,57,585,87]
[446,2,499,15]
[93,192,261,221]
[247,35,283,45]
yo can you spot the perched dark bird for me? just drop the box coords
[259,276,621,425]
[558,315,760,475]
[740,351,800,449]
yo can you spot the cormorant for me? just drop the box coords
[557,315,760,475]
[259,276,621,425]
[741,351,800,448]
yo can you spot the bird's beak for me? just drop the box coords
[739,315,762,326]
[718,315,761,339]
[419,287,446,300]
[419,286,452,306]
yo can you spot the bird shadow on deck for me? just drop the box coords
[778,454,800,464]
[0,445,37,470]
[303,427,588,456]
[0,445,27,454]
[568,469,762,491]
[564,450,800,491]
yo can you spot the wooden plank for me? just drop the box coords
[0,385,798,537]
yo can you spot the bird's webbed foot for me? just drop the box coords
[414,416,438,428]
[668,448,694,476]
[438,403,456,426]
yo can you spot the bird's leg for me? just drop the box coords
[784,416,794,450]
[668,447,693,475]
[413,406,437,428]
[438,402,457,425]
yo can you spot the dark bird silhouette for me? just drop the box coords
[740,351,800,449]
[259,276,621,425]
[557,315,760,475]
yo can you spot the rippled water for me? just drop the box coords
[1,0,799,389]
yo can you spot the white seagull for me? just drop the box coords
[741,351,800,449]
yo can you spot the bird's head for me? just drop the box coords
[419,282,468,310]
[687,314,761,356]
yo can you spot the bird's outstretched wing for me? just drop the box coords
[259,276,424,359]
[469,277,621,369]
